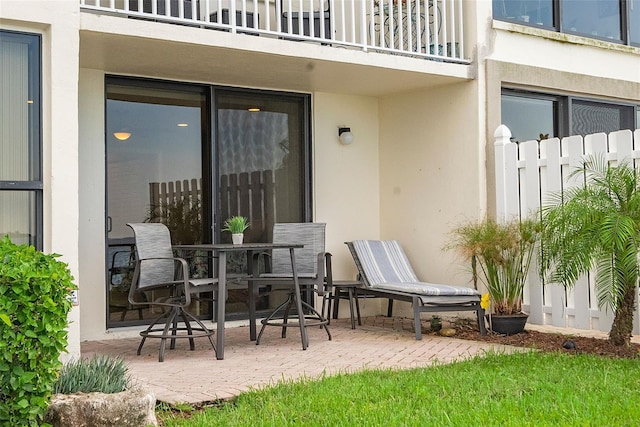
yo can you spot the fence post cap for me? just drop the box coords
[494,124,512,144]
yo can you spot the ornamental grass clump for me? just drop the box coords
[53,355,130,395]
[448,217,540,315]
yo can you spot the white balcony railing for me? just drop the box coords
[80,0,467,62]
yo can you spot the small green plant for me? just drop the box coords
[0,236,77,426]
[53,355,130,394]
[430,316,442,332]
[222,216,250,234]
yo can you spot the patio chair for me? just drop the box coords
[127,223,218,362]
[255,222,332,348]
[346,240,486,339]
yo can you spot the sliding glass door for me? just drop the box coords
[106,79,209,326]
[105,78,310,326]
[215,89,310,318]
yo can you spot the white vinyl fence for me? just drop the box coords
[494,125,640,334]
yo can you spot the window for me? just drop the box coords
[501,89,638,143]
[493,0,638,46]
[0,31,42,249]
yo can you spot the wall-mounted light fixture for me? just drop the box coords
[338,126,353,145]
[113,131,131,141]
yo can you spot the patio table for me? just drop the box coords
[173,243,304,360]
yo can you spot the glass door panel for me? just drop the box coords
[215,90,308,318]
[106,81,210,326]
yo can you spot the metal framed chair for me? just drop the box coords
[127,223,218,362]
[254,222,332,348]
[346,240,486,339]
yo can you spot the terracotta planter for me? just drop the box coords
[487,313,529,335]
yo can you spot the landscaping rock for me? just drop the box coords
[45,388,157,427]
[439,328,456,337]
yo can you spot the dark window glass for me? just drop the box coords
[106,81,209,327]
[493,0,553,26]
[562,0,621,41]
[630,1,640,45]
[571,100,633,135]
[0,31,42,249]
[501,94,555,142]
[502,90,636,142]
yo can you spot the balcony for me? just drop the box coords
[79,0,468,63]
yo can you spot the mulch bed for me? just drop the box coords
[450,318,640,359]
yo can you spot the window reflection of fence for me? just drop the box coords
[149,170,277,244]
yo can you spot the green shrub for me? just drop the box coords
[54,355,130,394]
[0,236,77,426]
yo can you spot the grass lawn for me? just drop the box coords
[157,351,640,426]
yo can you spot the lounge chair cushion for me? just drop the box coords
[352,240,479,296]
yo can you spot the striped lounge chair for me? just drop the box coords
[345,240,486,339]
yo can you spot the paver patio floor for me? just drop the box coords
[82,316,519,405]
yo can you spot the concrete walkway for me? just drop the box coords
[82,316,519,405]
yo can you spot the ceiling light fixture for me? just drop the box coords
[113,132,132,141]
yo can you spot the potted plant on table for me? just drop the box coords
[222,216,250,244]
[447,216,540,335]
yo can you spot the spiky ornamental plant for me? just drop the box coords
[448,216,540,316]
[540,156,640,346]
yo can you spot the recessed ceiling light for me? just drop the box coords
[177,123,189,127]
[248,108,260,112]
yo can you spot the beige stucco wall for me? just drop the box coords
[377,81,483,317]
[312,92,383,317]
[0,0,82,359]
[78,68,108,341]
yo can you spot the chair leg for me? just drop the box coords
[347,288,356,329]
[182,309,217,355]
[354,288,362,326]
[332,290,340,319]
[137,308,171,356]
[256,295,292,345]
[412,297,422,340]
[477,305,487,335]
[179,308,196,351]
[281,293,295,338]
[159,307,180,362]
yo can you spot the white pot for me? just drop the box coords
[232,233,244,244]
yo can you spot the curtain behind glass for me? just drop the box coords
[572,101,625,135]
[0,32,40,247]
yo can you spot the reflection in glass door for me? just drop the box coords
[105,79,210,327]
[215,89,310,319]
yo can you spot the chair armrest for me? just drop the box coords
[251,251,272,275]
[129,256,194,306]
